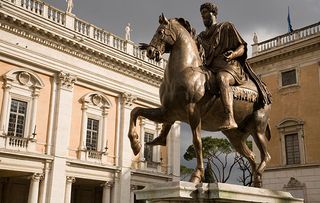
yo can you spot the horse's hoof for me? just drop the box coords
[253,181,262,188]
[189,169,204,184]
[253,176,262,188]
[131,140,141,155]
[146,136,167,146]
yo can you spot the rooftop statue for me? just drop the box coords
[66,0,73,14]
[128,2,272,188]
[125,23,132,41]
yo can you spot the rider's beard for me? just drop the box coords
[203,18,213,28]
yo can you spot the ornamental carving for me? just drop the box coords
[81,92,112,109]
[58,72,77,89]
[121,92,137,107]
[17,71,31,85]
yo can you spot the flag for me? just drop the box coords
[287,6,294,32]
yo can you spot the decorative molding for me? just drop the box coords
[283,177,305,189]
[121,92,137,107]
[81,91,112,110]
[4,68,45,89]
[57,71,77,90]
[29,173,43,181]
[101,181,113,188]
[0,13,163,87]
[66,176,76,183]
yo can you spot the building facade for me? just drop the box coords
[0,0,180,203]
[249,22,320,202]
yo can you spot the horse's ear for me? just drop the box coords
[159,13,169,25]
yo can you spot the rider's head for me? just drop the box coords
[200,2,218,28]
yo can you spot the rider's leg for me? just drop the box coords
[216,72,238,130]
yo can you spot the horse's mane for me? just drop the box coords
[175,18,197,39]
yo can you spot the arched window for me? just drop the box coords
[277,118,305,165]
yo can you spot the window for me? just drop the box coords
[285,133,300,165]
[86,118,99,151]
[277,118,305,166]
[79,92,112,161]
[0,68,44,138]
[7,99,28,137]
[144,132,154,162]
[281,69,297,87]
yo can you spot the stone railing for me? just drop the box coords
[8,135,29,148]
[0,0,167,69]
[252,21,320,56]
[87,150,103,160]
[0,135,36,152]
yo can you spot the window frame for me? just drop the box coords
[284,133,301,165]
[277,118,305,166]
[79,92,111,160]
[0,68,44,139]
[279,67,299,88]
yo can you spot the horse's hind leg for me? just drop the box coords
[252,109,271,187]
[224,130,257,185]
[128,107,167,155]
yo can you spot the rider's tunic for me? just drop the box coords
[197,21,272,106]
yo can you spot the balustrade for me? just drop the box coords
[87,150,103,160]
[47,6,65,25]
[20,0,44,15]
[74,19,90,36]
[0,0,166,69]
[8,136,29,148]
[256,22,320,54]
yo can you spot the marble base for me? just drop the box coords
[134,181,303,203]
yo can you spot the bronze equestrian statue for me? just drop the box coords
[128,3,272,188]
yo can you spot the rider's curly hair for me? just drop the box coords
[200,2,218,16]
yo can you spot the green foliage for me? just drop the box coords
[183,136,253,185]
[180,165,194,181]
[183,137,233,161]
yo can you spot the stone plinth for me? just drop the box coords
[134,181,303,203]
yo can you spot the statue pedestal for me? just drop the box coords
[135,181,303,203]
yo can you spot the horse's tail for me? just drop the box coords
[265,123,271,141]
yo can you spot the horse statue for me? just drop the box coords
[128,14,271,187]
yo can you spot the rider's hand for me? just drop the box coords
[224,50,234,62]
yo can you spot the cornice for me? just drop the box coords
[0,12,163,87]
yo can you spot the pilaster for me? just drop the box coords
[118,92,137,203]
[101,181,113,203]
[47,71,77,203]
[27,173,43,203]
[65,176,76,203]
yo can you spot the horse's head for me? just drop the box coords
[144,14,178,62]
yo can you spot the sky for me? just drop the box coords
[44,0,319,178]
[47,0,319,56]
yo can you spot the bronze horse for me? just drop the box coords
[128,14,271,187]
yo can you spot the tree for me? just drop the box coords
[180,165,194,181]
[183,137,252,185]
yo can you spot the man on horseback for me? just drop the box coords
[197,2,271,130]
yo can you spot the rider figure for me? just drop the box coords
[197,2,271,130]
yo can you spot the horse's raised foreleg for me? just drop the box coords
[147,122,173,146]
[128,107,167,155]
[187,103,204,184]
